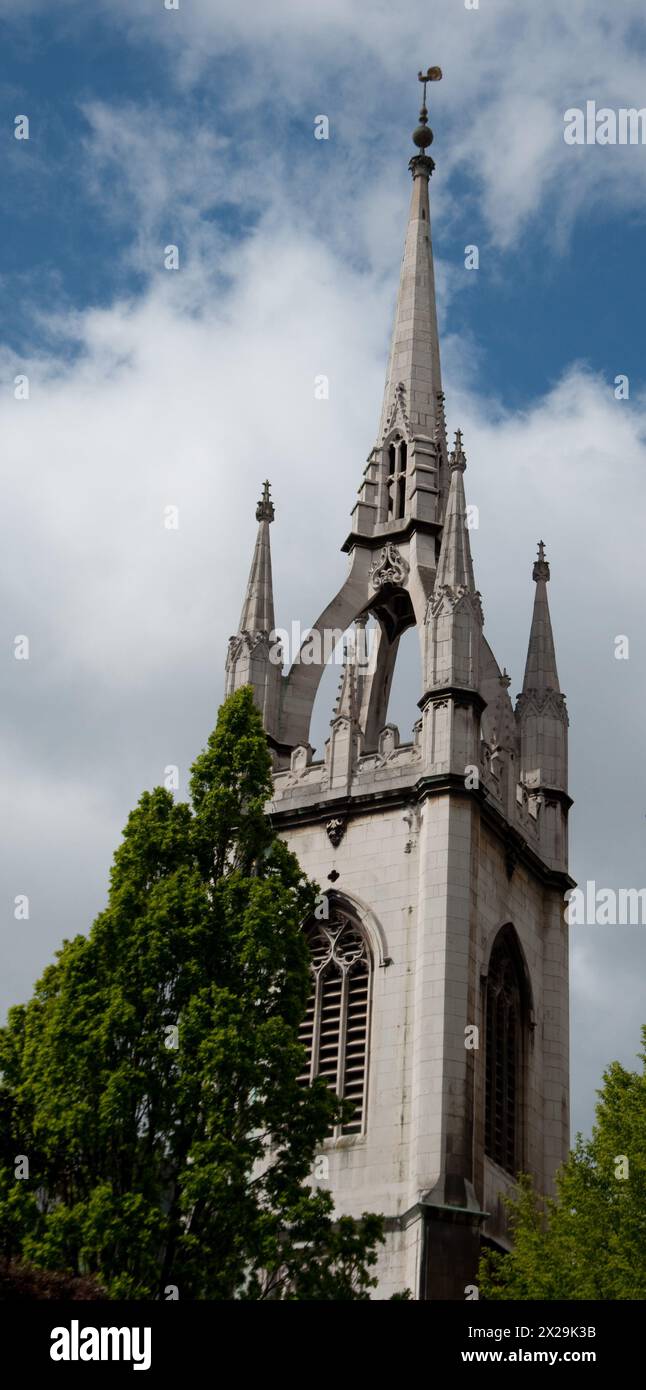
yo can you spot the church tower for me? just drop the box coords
[225,71,572,1299]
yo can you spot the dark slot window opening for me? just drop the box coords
[485,935,525,1175]
[387,437,407,520]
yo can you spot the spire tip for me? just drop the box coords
[449,428,466,471]
[411,64,442,168]
[256,480,274,523]
[533,539,550,582]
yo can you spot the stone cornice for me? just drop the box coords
[531,785,573,813]
[384,1198,489,1235]
[340,514,442,554]
[418,685,488,717]
[269,770,575,893]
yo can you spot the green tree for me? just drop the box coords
[479,1028,646,1299]
[0,688,383,1299]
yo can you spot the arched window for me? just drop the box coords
[387,436,407,520]
[298,904,372,1136]
[397,440,407,518]
[484,930,526,1174]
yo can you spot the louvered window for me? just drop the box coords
[485,936,524,1174]
[298,908,371,1136]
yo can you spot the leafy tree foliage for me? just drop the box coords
[0,688,383,1298]
[480,1029,646,1299]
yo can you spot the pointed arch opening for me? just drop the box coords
[386,434,407,521]
[484,926,531,1176]
[383,622,423,743]
[298,898,373,1137]
[307,617,378,759]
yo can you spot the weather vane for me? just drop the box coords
[412,66,442,154]
[418,65,443,107]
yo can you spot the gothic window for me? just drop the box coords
[484,931,526,1175]
[387,436,407,521]
[397,440,407,518]
[298,905,372,1136]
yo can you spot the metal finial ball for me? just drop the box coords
[413,124,433,149]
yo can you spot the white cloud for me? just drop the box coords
[6,0,646,251]
[12,0,643,249]
[79,101,233,270]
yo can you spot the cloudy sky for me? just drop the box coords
[2,0,646,1140]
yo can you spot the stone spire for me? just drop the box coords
[377,72,443,444]
[225,482,281,741]
[519,542,560,695]
[236,480,275,636]
[433,430,477,599]
[421,433,484,773]
[333,647,360,723]
[347,69,447,543]
[326,626,364,791]
[516,542,568,793]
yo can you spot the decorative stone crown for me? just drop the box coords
[533,540,550,582]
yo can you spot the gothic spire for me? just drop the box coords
[332,626,364,725]
[377,68,443,445]
[433,431,478,599]
[326,626,364,790]
[225,482,281,740]
[520,542,561,695]
[237,481,275,635]
[516,542,568,795]
[424,431,483,709]
[333,651,358,724]
[344,70,448,548]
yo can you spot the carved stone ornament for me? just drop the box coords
[516,688,568,724]
[403,803,421,854]
[326,817,347,848]
[369,542,410,590]
[290,743,313,775]
[225,630,268,668]
[382,380,412,440]
[378,723,400,758]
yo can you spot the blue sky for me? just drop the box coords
[2,0,646,1144]
[5,3,646,402]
